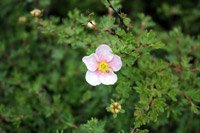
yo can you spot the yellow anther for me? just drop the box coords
[110,102,122,114]
[98,61,110,73]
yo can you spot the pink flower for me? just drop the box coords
[82,44,122,86]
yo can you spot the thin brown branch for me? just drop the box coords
[190,68,200,72]
[67,123,78,128]
[104,28,122,38]
[179,90,194,105]
[107,0,128,32]
[108,7,113,16]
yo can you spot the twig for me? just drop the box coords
[108,7,113,16]
[104,28,122,38]
[148,98,155,107]
[67,123,78,128]
[179,90,194,105]
[107,0,128,32]
[131,128,138,133]
[190,68,200,72]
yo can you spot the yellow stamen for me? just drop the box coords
[110,102,121,114]
[98,61,111,73]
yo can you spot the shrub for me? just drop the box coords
[0,0,199,132]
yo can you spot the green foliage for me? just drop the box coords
[0,0,199,133]
[75,118,105,133]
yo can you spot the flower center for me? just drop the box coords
[110,102,121,114]
[98,61,110,73]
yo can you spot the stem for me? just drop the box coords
[107,0,128,32]
[179,90,194,105]
[104,28,122,38]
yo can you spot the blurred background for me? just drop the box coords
[0,0,200,132]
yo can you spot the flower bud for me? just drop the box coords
[18,16,27,24]
[30,9,42,17]
[87,20,96,29]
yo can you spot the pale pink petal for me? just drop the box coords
[95,44,113,62]
[85,71,101,86]
[109,55,122,72]
[82,53,98,71]
[99,72,117,85]
[96,44,112,53]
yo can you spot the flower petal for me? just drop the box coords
[99,72,117,85]
[85,71,101,86]
[82,53,98,71]
[95,44,113,62]
[109,55,122,72]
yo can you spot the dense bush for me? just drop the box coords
[0,0,199,132]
